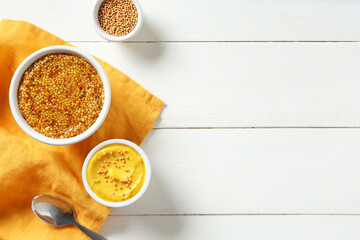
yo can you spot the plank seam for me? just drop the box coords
[108,213,360,216]
[152,127,360,130]
[68,41,360,43]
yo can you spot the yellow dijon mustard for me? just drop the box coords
[86,144,146,202]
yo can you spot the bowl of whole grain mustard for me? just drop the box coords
[82,139,151,207]
[9,45,111,145]
[92,0,143,41]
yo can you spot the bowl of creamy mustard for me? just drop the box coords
[82,139,151,207]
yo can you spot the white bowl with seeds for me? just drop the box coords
[9,45,111,145]
[92,0,143,41]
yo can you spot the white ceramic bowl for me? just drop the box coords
[92,0,143,41]
[9,45,111,146]
[82,139,151,207]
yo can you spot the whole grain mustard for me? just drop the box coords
[86,144,146,202]
[18,53,104,139]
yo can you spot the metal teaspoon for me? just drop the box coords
[31,194,107,240]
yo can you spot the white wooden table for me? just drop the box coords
[2,0,360,239]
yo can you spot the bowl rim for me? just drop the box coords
[91,0,143,41]
[8,45,111,146]
[82,139,151,207]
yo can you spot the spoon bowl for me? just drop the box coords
[31,194,107,240]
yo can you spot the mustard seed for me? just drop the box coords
[98,0,138,37]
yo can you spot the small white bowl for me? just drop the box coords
[92,0,143,41]
[82,139,151,207]
[9,45,111,146]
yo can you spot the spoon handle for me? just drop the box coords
[74,221,107,240]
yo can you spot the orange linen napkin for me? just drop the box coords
[0,20,164,240]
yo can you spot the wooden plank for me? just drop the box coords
[109,129,360,215]
[99,215,360,240]
[1,0,359,41]
[74,42,360,128]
